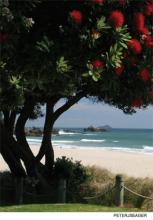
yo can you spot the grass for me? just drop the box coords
[0,204,141,212]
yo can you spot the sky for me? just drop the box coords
[26,98,153,129]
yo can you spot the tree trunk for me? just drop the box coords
[0,119,26,177]
[15,100,37,177]
[36,101,55,171]
[36,94,84,170]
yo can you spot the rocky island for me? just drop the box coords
[25,127,59,136]
[84,125,112,132]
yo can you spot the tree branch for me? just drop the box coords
[53,92,85,121]
[36,97,60,163]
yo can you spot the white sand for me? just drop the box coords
[1,145,153,178]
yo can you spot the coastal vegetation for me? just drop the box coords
[0,163,153,211]
[0,0,153,207]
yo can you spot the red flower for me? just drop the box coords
[133,13,149,35]
[92,59,104,69]
[91,0,105,4]
[145,35,153,47]
[148,91,153,100]
[128,39,142,54]
[146,40,153,47]
[109,10,124,28]
[115,64,124,76]
[144,2,153,16]
[138,27,149,35]
[131,99,143,108]
[139,68,151,81]
[134,13,145,30]
[70,10,83,24]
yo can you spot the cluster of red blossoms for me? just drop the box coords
[134,12,149,35]
[92,59,104,70]
[131,90,153,108]
[108,10,124,29]
[70,8,125,30]
[144,0,153,16]
[115,64,124,76]
[148,91,153,100]
[69,1,152,108]
[128,39,142,55]
[132,91,153,107]
[132,1,153,50]
[70,10,83,24]
[131,99,143,108]
[144,35,153,47]
[139,68,151,82]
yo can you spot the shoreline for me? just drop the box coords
[28,141,153,155]
[1,145,153,178]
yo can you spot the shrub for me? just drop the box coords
[53,156,89,202]
[124,177,153,209]
[1,163,153,209]
[79,166,115,206]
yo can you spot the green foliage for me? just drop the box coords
[124,177,153,209]
[76,166,153,210]
[96,16,107,31]
[1,167,153,210]
[0,0,153,114]
[56,56,72,74]
[36,36,54,53]
[107,44,124,68]
[115,26,132,49]
[106,27,131,68]
[53,157,89,202]
[86,66,104,82]
[54,156,88,180]
[54,156,74,179]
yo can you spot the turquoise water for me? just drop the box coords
[27,128,153,154]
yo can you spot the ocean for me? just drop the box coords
[27,128,153,155]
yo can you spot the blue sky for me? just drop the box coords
[26,98,153,129]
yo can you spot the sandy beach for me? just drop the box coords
[1,145,153,178]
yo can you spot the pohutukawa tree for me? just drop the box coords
[0,0,153,186]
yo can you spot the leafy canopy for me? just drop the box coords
[0,0,153,114]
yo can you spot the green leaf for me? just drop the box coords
[82,73,89,77]
[89,70,93,76]
[92,75,98,82]
[36,36,54,53]
[119,42,128,49]
[97,16,106,30]
[56,56,72,74]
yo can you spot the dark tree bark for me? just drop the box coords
[36,93,84,168]
[36,98,60,170]
[1,93,84,179]
[0,114,26,177]
[15,99,38,177]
